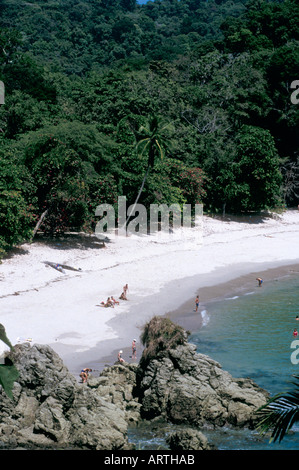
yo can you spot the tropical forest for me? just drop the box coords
[0,0,298,256]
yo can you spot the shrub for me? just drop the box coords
[140,316,188,364]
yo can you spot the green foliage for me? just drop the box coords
[0,362,19,400]
[0,0,297,253]
[0,324,19,400]
[140,316,188,365]
[232,126,283,212]
[13,121,118,234]
[0,147,35,256]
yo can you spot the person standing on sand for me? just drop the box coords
[123,284,128,297]
[132,339,137,359]
[195,295,199,312]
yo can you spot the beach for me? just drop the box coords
[1,209,299,378]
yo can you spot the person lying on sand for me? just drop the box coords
[111,296,119,305]
[100,297,115,308]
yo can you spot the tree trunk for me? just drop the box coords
[31,209,48,239]
[123,165,150,230]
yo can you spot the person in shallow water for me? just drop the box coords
[194,295,199,312]
[256,277,263,286]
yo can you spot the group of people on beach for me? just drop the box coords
[79,339,137,383]
[100,283,129,307]
[118,339,137,364]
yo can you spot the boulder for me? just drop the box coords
[135,342,269,428]
[166,428,214,450]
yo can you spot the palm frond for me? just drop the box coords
[154,138,164,159]
[135,138,150,157]
[255,375,299,443]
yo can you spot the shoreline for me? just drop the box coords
[97,260,299,375]
[1,209,299,379]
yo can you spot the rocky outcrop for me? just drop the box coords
[87,362,141,426]
[166,428,214,450]
[0,343,132,450]
[0,318,270,450]
[135,342,269,428]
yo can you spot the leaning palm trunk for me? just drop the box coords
[125,164,150,228]
[120,114,173,233]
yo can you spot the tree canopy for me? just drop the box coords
[0,0,298,254]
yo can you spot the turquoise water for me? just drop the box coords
[189,274,299,450]
[129,273,299,450]
[192,275,299,396]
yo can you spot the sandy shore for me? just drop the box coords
[1,209,299,378]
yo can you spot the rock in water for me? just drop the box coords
[166,428,214,450]
[135,334,269,428]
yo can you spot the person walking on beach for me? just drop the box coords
[195,295,199,312]
[132,339,137,360]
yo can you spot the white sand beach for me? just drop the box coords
[1,209,299,377]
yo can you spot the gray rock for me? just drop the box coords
[136,342,269,428]
[0,343,131,450]
[0,319,270,450]
[166,428,214,450]
[87,362,141,426]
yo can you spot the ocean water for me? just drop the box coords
[128,273,299,450]
[189,273,299,450]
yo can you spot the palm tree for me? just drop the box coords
[123,115,174,228]
[255,375,299,443]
